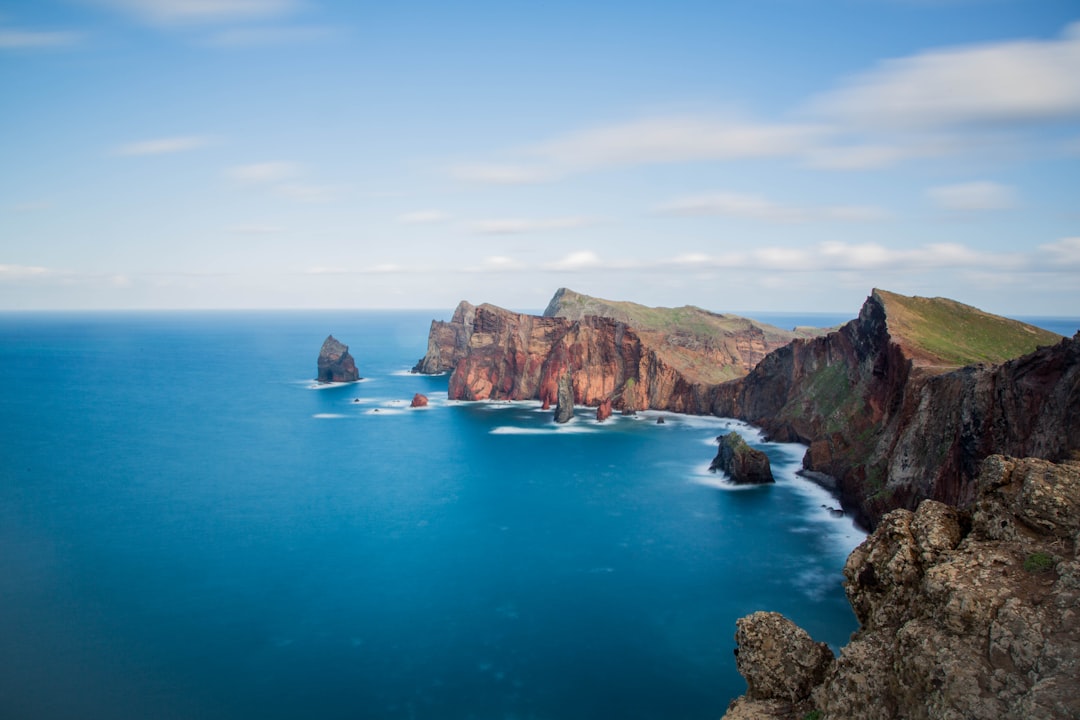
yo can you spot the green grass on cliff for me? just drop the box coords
[874,289,1063,368]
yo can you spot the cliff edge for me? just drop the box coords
[723,455,1080,720]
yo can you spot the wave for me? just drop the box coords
[490,424,598,435]
[312,413,347,419]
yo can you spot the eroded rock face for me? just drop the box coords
[715,291,1078,529]
[710,432,774,484]
[596,398,613,423]
[553,373,574,424]
[316,335,359,382]
[410,393,428,407]
[723,455,1080,720]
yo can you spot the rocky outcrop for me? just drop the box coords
[411,301,477,374]
[554,373,574,424]
[710,432,774,484]
[595,398,613,423]
[715,290,1072,528]
[413,291,806,414]
[723,455,1080,720]
[410,393,428,407]
[316,335,359,382]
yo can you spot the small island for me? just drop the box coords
[316,335,359,383]
[710,432,775,484]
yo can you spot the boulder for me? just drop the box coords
[410,393,428,407]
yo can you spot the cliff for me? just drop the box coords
[716,289,1071,528]
[316,335,359,383]
[412,289,812,413]
[723,455,1080,720]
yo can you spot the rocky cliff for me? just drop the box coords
[716,290,1071,528]
[316,335,359,382]
[723,455,1080,720]
[412,289,809,413]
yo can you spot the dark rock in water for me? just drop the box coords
[596,399,613,423]
[710,432,774,484]
[317,335,359,383]
[410,393,429,408]
[553,373,574,424]
[657,416,665,424]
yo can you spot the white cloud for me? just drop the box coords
[1039,237,1080,266]
[545,251,604,271]
[0,263,52,278]
[0,27,81,49]
[810,22,1080,130]
[468,216,597,235]
[398,210,450,225]
[657,191,888,223]
[95,0,300,26]
[801,144,909,170]
[114,135,210,156]
[274,183,337,203]
[926,181,1017,211]
[453,116,824,184]
[226,161,298,183]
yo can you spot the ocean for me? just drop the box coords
[0,309,1069,719]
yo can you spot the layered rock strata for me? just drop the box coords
[723,455,1080,720]
[710,432,775,484]
[316,335,359,383]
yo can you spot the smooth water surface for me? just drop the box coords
[0,311,865,719]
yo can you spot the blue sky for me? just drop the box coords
[2,0,1079,316]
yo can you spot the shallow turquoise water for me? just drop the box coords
[0,311,868,719]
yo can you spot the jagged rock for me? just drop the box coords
[316,335,359,383]
[710,432,774,484]
[723,455,1080,720]
[714,290,1071,529]
[553,373,574,424]
[735,612,834,702]
[596,399,613,422]
[656,416,665,424]
[410,393,428,408]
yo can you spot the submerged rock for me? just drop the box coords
[316,335,359,383]
[710,432,774,484]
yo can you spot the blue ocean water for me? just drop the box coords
[1,310,869,719]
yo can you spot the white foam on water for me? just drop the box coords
[490,423,598,435]
[305,377,369,390]
[312,413,347,419]
[365,408,405,416]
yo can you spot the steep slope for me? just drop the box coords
[412,289,823,413]
[723,455,1080,720]
[544,287,818,383]
[717,289,1072,528]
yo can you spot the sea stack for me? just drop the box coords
[316,335,359,383]
[710,432,775,484]
[553,373,575,424]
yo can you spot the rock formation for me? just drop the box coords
[412,290,809,415]
[554,373,575,424]
[710,432,775,484]
[715,289,1071,528]
[723,455,1080,720]
[316,335,359,383]
[410,393,428,407]
[596,398,613,423]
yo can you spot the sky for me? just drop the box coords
[2,0,1079,316]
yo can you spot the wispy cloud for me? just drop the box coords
[452,116,824,184]
[398,210,450,225]
[468,216,599,235]
[226,161,298,183]
[657,191,889,223]
[544,251,606,271]
[926,181,1017,211]
[274,183,337,203]
[94,0,301,26]
[809,22,1080,130]
[0,27,81,49]
[0,263,53,278]
[1039,237,1080,266]
[115,135,211,156]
